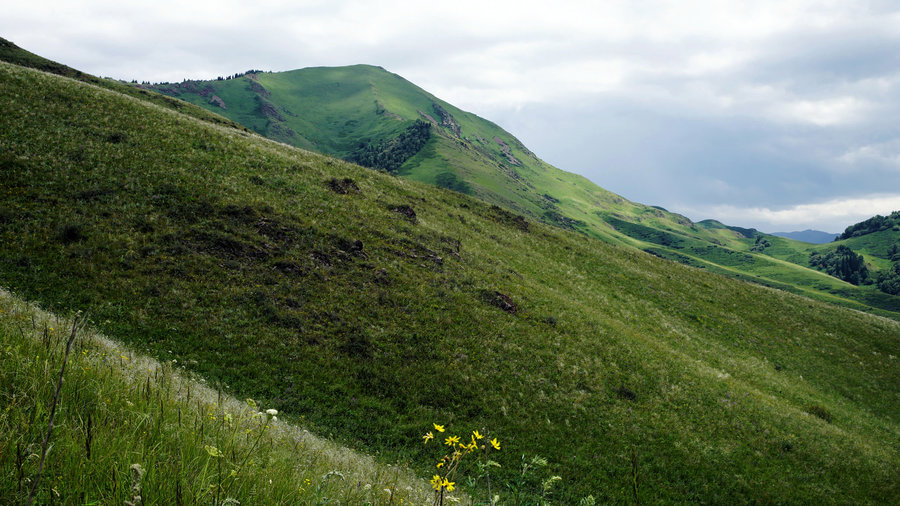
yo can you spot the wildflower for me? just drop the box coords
[472,429,483,440]
[204,445,224,457]
[433,423,445,432]
[436,462,444,468]
[490,438,501,450]
[430,475,442,490]
[442,478,455,492]
[444,435,460,446]
[422,431,434,443]
[266,408,278,416]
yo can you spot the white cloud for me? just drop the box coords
[682,194,900,232]
[839,141,900,170]
[772,97,871,126]
[3,0,900,231]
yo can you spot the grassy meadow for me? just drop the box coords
[144,63,900,319]
[1,60,899,503]
[0,288,439,504]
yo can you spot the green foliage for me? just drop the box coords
[877,263,900,295]
[750,236,771,252]
[888,244,900,262]
[839,211,900,240]
[349,120,431,173]
[1,60,899,503]
[809,245,870,285]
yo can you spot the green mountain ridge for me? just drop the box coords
[1,44,898,503]
[141,63,900,318]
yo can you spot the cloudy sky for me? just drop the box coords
[4,0,900,232]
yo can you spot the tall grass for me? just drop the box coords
[0,289,435,504]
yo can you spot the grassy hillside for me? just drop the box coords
[751,215,900,309]
[143,65,900,318]
[0,36,250,134]
[1,61,899,503]
[0,289,433,504]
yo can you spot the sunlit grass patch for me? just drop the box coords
[0,289,433,504]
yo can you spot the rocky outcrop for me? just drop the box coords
[258,100,284,122]
[417,110,438,126]
[432,102,461,137]
[208,95,227,109]
[493,137,521,166]
[249,80,270,98]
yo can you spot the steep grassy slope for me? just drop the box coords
[0,36,250,134]
[0,290,433,504]
[1,61,899,502]
[145,65,900,318]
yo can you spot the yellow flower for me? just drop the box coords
[430,475,442,490]
[490,438,501,450]
[472,430,483,440]
[423,431,434,443]
[442,478,455,492]
[445,435,460,446]
[433,423,445,433]
[436,462,444,468]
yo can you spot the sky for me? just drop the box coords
[4,0,900,233]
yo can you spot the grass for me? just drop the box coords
[1,60,899,503]
[141,62,900,318]
[0,289,436,505]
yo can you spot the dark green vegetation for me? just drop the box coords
[840,212,900,240]
[349,119,432,173]
[142,63,900,318]
[2,59,899,503]
[809,245,870,285]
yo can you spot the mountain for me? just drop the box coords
[1,50,899,503]
[771,229,838,244]
[142,65,900,318]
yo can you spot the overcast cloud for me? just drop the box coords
[4,0,900,232]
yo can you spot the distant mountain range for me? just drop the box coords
[770,230,838,244]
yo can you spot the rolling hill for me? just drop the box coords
[771,230,838,244]
[1,53,898,503]
[142,64,900,318]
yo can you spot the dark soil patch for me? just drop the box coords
[326,178,361,195]
[57,223,85,244]
[271,260,307,276]
[488,205,529,232]
[480,289,517,313]
[391,204,417,223]
[806,405,832,423]
[615,386,637,401]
